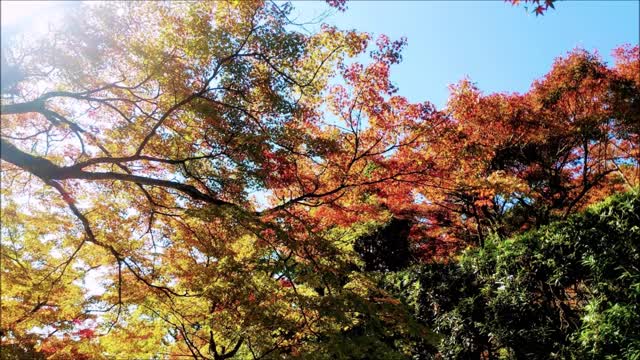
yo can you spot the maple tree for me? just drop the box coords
[409,45,640,256]
[1,0,638,359]
[0,1,436,358]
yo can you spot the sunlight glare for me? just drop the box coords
[1,1,73,33]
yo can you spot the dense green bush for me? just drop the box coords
[395,188,640,359]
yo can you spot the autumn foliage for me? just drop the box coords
[411,46,640,255]
[0,1,638,359]
[506,0,557,15]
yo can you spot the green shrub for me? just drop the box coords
[407,188,640,359]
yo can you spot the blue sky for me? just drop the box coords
[2,1,638,108]
[292,1,639,108]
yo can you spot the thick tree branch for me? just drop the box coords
[1,138,232,207]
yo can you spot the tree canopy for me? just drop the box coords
[396,188,640,359]
[1,1,638,359]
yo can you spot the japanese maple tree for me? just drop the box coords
[411,46,639,255]
[1,1,435,358]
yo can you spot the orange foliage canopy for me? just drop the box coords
[409,46,640,257]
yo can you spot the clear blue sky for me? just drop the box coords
[292,1,639,108]
[2,1,638,108]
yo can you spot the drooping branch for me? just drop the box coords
[46,179,193,299]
